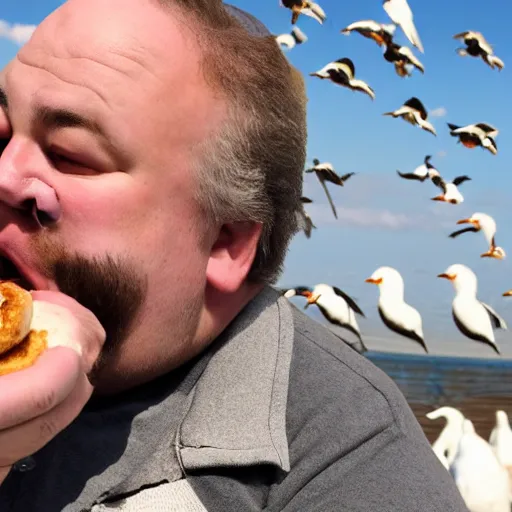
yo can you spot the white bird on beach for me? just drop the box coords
[454,31,505,70]
[451,419,510,512]
[341,20,396,47]
[276,26,308,50]
[396,155,437,182]
[448,122,498,155]
[438,264,507,355]
[383,42,424,77]
[426,406,466,470]
[384,97,436,136]
[383,0,424,53]
[284,284,366,350]
[489,410,512,500]
[430,174,471,205]
[305,159,355,220]
[365,266,428,353]
[450,213,506,259]
[296,197,316,239]
[310,58,376,100]
[280,0,326,25]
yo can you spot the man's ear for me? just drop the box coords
[206,221,262,293]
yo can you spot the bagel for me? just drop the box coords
[0,281,48,376]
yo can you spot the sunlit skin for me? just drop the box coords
[0,0,263,393]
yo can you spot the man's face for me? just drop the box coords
[0,0,225,386]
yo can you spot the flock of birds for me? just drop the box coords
[427,406,512,512]
[272,0,511,357]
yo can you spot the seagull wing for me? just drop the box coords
[475,123,499,137]
[276,33,296,49]
[333,286,365,316]
[449,226,479,238]
[397,170,427,181]
[340,172,355,182]
[348,79,376,100]
[481,302,508,330]
[398,46,424,72]
[320,168,343,185]
[319,179,338,219]
[405,97,427,119]
[342,20,383,33]
[336,58,356,80]
[383,0,423,52]
[452,175,471,186]
[431,175,447,193]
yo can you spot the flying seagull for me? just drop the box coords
[296,196,316,238]
[431,174,471,205]
[454,31,504,70]
[383,42,424,77]
[305,159,355,219]
[384,97,436,136]
[310,58,376,100]
[448,122,498,155]
[383,0,424,53]
[397,155,437,181]
[276,26,308,50]
[280,0,326,25]
[450,213,506,259]
[341,20,396,47]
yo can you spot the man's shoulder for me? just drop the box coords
[288,305,420,439]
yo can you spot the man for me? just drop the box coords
[0,1,468,510]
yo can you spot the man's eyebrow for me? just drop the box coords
[0,86,7,109]
[35,105,106,137]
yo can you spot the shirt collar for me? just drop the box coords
[176,286,295,472]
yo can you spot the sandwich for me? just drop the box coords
[0,281,48,376]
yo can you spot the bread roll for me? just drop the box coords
[0,281,33,354]
[0,282,48,376]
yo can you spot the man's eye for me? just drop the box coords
[50,152,87,169]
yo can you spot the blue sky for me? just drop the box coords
[1,1,512,357]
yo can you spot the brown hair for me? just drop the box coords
[157,0,307,283]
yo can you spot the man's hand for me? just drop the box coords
[0,291,106,485]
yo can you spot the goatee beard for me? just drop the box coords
[32,238,147,376]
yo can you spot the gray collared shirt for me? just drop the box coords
[0,287,468,511]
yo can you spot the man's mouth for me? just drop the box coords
[0,255,34,290]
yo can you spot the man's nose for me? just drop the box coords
[0,139,61,226]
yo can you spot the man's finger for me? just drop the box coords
[0,370,92,467]
[0,347,82,430]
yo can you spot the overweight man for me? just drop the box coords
[0,1,468,510]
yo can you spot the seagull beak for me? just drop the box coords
[365,277,382,285]
[456,218,471,225]
[304,293,320,309]
[437,273,456,281]
[503,290,512,297]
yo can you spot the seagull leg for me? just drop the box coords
[291,6,301,24]
[431,196,445,202]
[320,179,338,219]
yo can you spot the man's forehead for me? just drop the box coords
[24,0,200,77]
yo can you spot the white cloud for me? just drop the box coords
[0,20,36,45]
[430,107,447,118]
[307,204,422,230]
